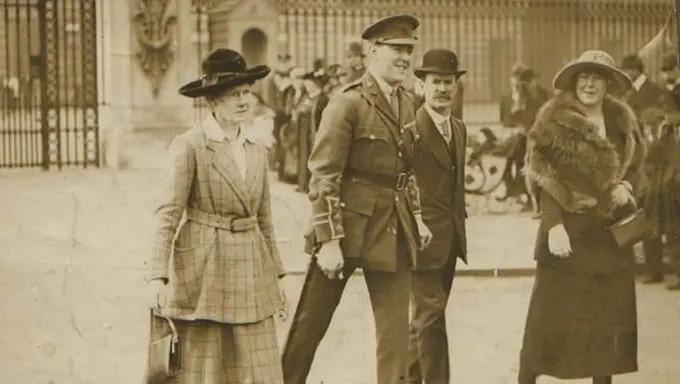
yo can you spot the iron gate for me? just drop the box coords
[0,0,99,169]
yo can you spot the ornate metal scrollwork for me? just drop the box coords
[132,0,178,97]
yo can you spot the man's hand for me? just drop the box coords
[415,216,433,250]
[315,240,345,280]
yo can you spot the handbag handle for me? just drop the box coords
[150,309,179,343]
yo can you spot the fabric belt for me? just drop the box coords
[185,208,257,232]
[344,168,410,191]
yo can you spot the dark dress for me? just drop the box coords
[519,191,638,379]
[520,93,644,380]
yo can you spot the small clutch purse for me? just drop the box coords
[145,310,181,384]
[606,208,650,249]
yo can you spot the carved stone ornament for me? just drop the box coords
[132,0,178,97]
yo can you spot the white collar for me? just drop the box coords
[424,103,450,127]
[632,74,647,92]
[201,114,253,144]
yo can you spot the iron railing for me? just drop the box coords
[0,0,99,169]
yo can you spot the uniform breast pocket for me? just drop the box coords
[352,126,393,170]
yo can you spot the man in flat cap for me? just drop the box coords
[409,48,468,384]
[282,14,432,384]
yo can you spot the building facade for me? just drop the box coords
[0,0,675,169]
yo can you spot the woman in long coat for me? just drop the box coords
[520,50,646,384]
[145,48,287,384]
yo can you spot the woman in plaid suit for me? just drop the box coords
[145,48,287,384]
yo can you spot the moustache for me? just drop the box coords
[434,94,451,99]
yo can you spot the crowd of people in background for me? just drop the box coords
[257,44,680,293]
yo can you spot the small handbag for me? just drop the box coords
[606,208,650,249]
[145,309,181,384]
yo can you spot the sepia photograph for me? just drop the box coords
[1,0,680,383]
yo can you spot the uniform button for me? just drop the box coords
[369,134,376,140]
[398,152,402,157]
[394,196,399,202]
[400,129,405,134]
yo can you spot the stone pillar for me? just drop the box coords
[97,0,134,168]
[128,0,194,130]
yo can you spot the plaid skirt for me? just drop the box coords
[149,316,283,384]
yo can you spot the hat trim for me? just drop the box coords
[552,61,632,92]
[179,65,270,98]
[414,67,466,78]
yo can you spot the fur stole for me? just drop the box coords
[525,92,640,216]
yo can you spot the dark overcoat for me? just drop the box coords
[412,106,468,269]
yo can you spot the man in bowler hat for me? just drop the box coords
[281,14,432,384]
[409,49,468,384]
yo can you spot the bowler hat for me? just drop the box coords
[179,49,270,98]
[552,50,632,93]
[414,49,466,79]
[361,14,420,45]
[620,54,644,72]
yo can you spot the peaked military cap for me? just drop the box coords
[361,14,420,45]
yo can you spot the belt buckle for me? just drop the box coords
[229,217,239,232]
[396,173,408,191]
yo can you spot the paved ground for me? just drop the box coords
[1,169,679,383]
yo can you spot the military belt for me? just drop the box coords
[345,168,411,191]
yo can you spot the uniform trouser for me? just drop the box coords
[281,232,412,384]
[408,255,457,384]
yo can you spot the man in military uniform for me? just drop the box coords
[281,14,432,384]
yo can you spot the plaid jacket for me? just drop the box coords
[148,115,284,324]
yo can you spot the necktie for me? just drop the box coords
[442,118,452,144]
[390,88,400,119]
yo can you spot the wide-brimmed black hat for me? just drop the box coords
[179,48,270,98]
[414,49,466,79]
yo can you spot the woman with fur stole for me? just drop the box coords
[519,50,646,384]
